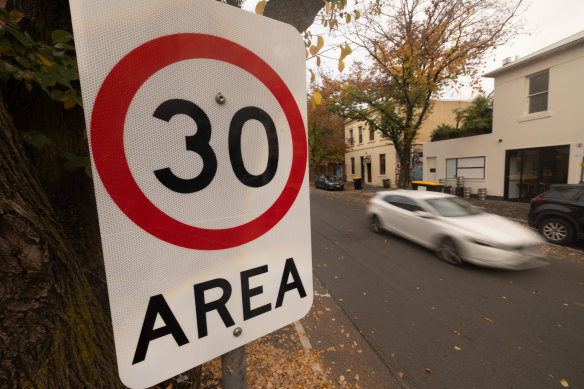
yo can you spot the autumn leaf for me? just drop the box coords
[426,368,432,374]
[39,55,53,66]
[325,0,330,14]
[453,345,461,351]
[310,69,315,84]
[338,59,345,72]
[354,10,361,20]
[346,14,351,23]
[312,91,323,106]
[255,0,266,15]
[484,317,494,324]
[317,56,321,66]
[316,35,324,51]
[560,378,569,387]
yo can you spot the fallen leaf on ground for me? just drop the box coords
[484,317,494,324]
[454,346,461,351]
[560,378,569,387]
[426,368,432,374]
[454,330,461,336]
[502,296,507,300]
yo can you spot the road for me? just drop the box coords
[307,189,584,389]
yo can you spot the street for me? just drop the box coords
[307,189,584,388]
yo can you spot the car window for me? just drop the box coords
[425,197,483,217]
[384,195,423,213]
[325,175,341,182]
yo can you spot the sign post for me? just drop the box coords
[70,0,311,387]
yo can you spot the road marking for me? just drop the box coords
[314,292,332,298]
[294,322,322,373]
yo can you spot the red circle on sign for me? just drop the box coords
[91,34,306,250]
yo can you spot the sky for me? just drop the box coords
[242,0,584,99]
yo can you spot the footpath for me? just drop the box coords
[197,184,582,389]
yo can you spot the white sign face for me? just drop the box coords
[69,0,312,387]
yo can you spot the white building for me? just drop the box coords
[344,100,470,187]
[423,31,584,201]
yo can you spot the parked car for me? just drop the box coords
[528,184,584,245]
[366,190,547,270]
[315,175,344,191]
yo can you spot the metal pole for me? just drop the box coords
[580,156,584,184]
[221,346,247,389]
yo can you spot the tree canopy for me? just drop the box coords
[325,0,523,187]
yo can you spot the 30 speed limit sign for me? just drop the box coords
[70,0,312,387]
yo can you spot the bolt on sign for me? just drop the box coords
[69,0,312,387]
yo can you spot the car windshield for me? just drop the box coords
[425,197,484,217]
[324,175,341,182]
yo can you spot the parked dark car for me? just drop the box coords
[528,184,584,245]
[315,175,344,191]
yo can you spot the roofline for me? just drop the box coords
[483,30,584,78]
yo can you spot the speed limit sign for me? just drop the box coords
[70,0,312,387]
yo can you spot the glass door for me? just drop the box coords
[505,145,569,201]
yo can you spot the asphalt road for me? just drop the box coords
[308,189,584,389]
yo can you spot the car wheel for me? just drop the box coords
[369,215,382,233]
[437,237,463,266]
[539,218,574,245]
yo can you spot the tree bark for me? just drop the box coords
[0,90,120,387]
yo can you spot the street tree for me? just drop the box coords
[307,91,346,176]
[0,0,341,387]
[326,0,523,188]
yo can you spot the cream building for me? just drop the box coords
[344,100,471,187]
[423,31,584,201]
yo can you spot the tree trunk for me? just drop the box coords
[0,91,120,387]
[398,144,412,189]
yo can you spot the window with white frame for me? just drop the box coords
[446,157,485,179]
[528,70,549,114]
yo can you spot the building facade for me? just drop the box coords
[423,31,584,201]
[344,100,471,187]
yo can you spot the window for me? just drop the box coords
[351,157,355,174]
[446,157,485,179]
[348,129,354,145]
[384,195,424,213]
[380,154,386,175]
[369,128,375,141]
[358,126,363,143]
[528,70,549,114]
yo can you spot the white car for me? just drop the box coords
[366,190,547,270]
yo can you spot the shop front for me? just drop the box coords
[504,145,569,201]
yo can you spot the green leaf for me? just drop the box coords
[50,89,68,102]
[52,30,73,44]
[4,26,32,48]
[54,42,75,51]
[63,152,90,172]
[21,130,52,149]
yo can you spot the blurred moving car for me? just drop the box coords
[315,175,344,191]
[366,190,547,270]
[528,184,584,245]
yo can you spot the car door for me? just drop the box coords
[381,195,432,245]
